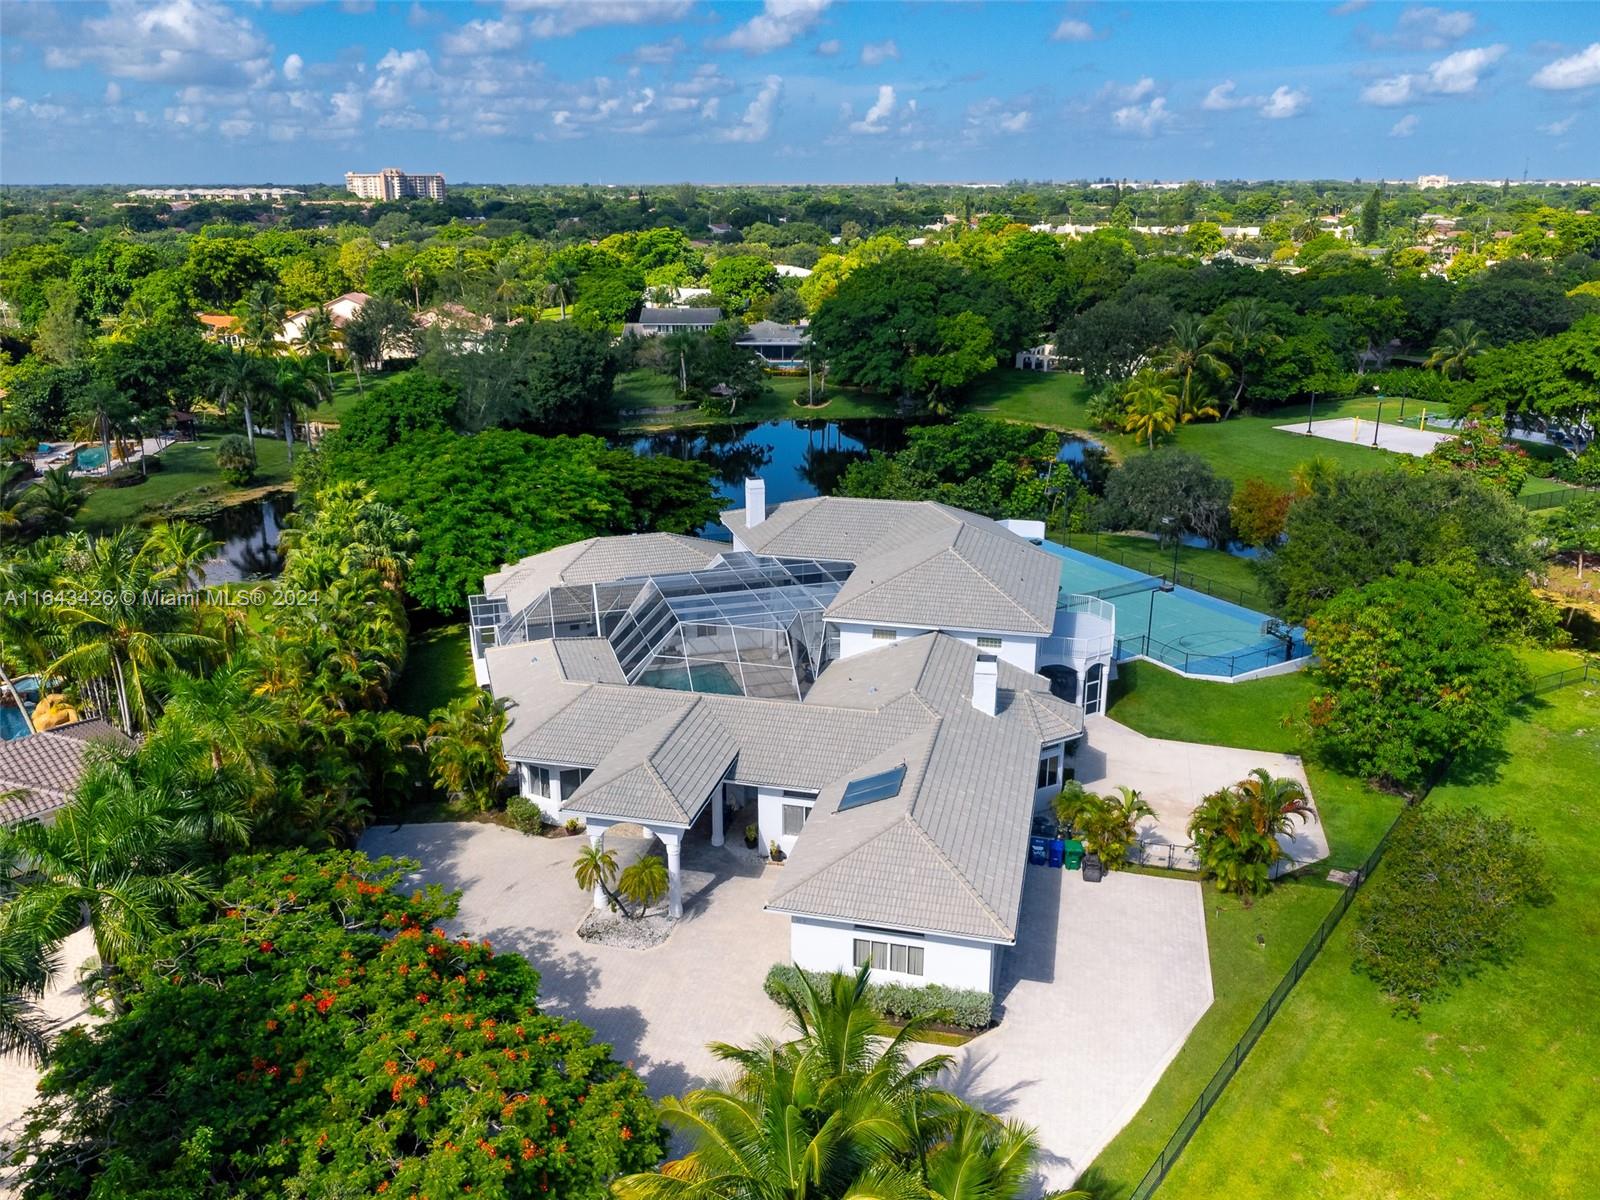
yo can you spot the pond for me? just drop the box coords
[617,418,1105,537]
[197,493,295,585]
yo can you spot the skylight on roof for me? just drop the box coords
[838,764,907,811]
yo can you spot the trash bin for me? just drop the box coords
[1081,852,1104,883]
[1063,839,1085,870]
[1028,836,1048,867]
[1048,838,1065,869]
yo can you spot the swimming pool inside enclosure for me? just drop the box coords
[1041,541,1310,680]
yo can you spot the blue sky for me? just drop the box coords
[0,1,1595,185]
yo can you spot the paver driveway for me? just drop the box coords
[359,821,792,1099]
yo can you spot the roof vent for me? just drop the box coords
[972,654,998,717]
[745,477,767,527]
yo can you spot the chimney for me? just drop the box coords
[972,654,998,717]
[745,477,767,527]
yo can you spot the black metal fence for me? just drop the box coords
[1518,487,1593,511]
[1126,659,1596,1198]
[1116,632,1310,680]
[1063,533,1281,615]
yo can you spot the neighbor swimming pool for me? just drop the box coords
[1041,541,1309,679]
[74,447,108,470]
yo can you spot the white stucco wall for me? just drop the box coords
[757,786,815,858]
[514,761,590,823]
[788,915,1000,992]
[833,622,1039,673]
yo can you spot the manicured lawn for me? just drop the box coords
[391,623,476,719]
[307,370,368,425]
[607,368,897,430]
[78,436,294,530]
[1156,669,1600,1200]
[1085,662,1405,1196]
[964,369,1409,489]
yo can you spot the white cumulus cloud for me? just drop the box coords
[1389,113,1420,137]
[1203,80,1307,118]
[1052,19,1096,43]
[714,0,832,54]
[1260,85,1308,118]
[1361,7,1475,51]
[1360,43,1504,105]
[505,0,693,39]
[282,53,303,82]
[861,39,898,66]
[1531,43,1600,90]
[1112,95,1170,136]
[1540,113,1578,136]
[849,84,896,134]
[718,74,782,141]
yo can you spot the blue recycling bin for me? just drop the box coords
[1048,838,1065,869]
[1028,836,1049,866]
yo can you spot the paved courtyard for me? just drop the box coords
[1275,417,1454,457]
[1,927,99,1159]
[359,820,1213,1192]
[1076,714,1330,867]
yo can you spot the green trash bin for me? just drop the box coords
[1063,839,1085,870]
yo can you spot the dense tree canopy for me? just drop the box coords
[1094,449,1233,548]
[838,416,1062,519]
[12,849,661,1199]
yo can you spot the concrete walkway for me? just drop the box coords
[0,927,100,1162]
[1076,715,1329,867]
[360,821,791,1100]
[933,867,1213,1190]
[1275,417,1453,457]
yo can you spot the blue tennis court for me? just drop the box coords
[1040,541,1309,678]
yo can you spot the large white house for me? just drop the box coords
[468,486,1116,993]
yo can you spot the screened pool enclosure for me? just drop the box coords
[472,553,855,700]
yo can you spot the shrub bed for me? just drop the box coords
[763,963,994,1030]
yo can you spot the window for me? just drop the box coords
[782,803,810,836]
[528,766,551,799]
[1084,663,1105,714]
[853,938,923,976]
[1037,755,1060,790]
[871,628,897,642]
[976,636,1002,650]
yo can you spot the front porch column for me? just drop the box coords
[587,827,607,910]
[518,763,534,798]
[661,832,683,919]
[711,788,725,848]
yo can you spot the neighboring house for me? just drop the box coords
[774,263,813,279]
[468,488,1116,992]
[736,320,808,365]
[279,291,371,345]
[622,307,723,337]
[196,312,244,347]
[1015,343,1060,371]
[0,719,132,828]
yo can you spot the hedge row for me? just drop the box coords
[763,963,994,1030]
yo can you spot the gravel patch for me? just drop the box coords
[577,909,674,949]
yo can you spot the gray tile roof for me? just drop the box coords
[638,307,722,325]
[737,320,807,345]
[483,533,724,615]
[552,638,627,684]
[722,498,1059,636]
[566,703,738,826]
[0,719,133,827]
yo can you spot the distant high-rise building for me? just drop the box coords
[344,168,447,201]
[1416,174,1450,189]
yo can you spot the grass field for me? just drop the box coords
[1156,656,1600,1200]
[608,368,897,430]
[1083,662,1405,1195]
[78,437,294,530]
[391,623,475,719]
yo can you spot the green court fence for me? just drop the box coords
[1064,533,1281,615]
[1127,659,1594,1198]
[1518,488,1590,511]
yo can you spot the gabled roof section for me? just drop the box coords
[0,719,133,827]
[722,497,956,561]
[552,638,627,684]
[565,702,737,826]
[825,520,1059,636]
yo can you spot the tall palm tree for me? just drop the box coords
[1121,370,1180,449]
[24,466,86,534]
[544,261,579,320]
[1,461,31,541]
[1424,319,1485,380]
[0,774,211,1010]
[273,355,328,464]
[424,690,509,811]
[0,911,67,1065]
[45,528,222,732]
[1159,313,1230,423]
[138,520,223,591]
[294,305,340,389]
[490,258,523,322]
[211,349,271,452]
[157,660,289,779]
[239,283,287,359]
[1212,298,1281,419]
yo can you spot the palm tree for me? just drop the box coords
[490,258,524,322]
[1289,454,1339,499]
[0,912,65,1065]
[45,528,222,732]
[1056,782,1154,870]
[1188,770,1316,897]
[211,349,271,452]
[1212,298,1281,418]
[1,460,32,540]
[544,261,579,320]
[1160,313,1230,422]
[424,690,509,811]
[1121,370,1179,449]
[294,305,340,389]
[617,854,670,917]
[0,772,212,1010]
[273,355,328,464]
[157,660,289,779]
[138,520,223,591]
[573,842,627,912]
[1424,319,1485,380]
[239,283,287,359]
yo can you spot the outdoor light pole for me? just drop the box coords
[1304,391,1316,436]
[1372,399,1384,447]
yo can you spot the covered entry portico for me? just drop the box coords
[571,789,733,920]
